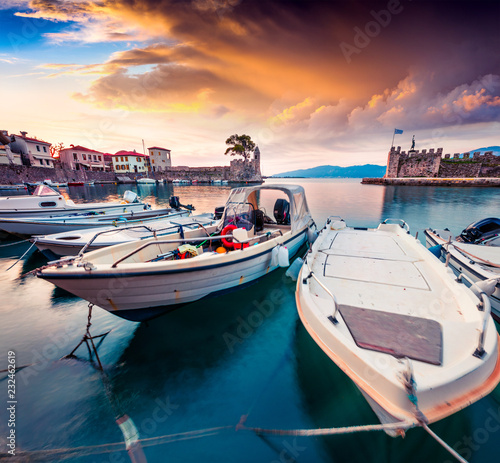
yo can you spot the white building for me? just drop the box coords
[9,131,54,168]
[59,145,108,171]
[0,131,22,166]
[111,150,150,174]
[147,146,171,172]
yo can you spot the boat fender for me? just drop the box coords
[330,220,346,231]
[470,279,498,298]
[222,224,237,248]
[271,246,280,266]
[286,257,303,281]
[428,244,442,258]
[278,245,289,267]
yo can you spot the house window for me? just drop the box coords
[36,145,40,152]
[93,155,97,161]
[73,153,78,161]
[136,157,140,162]
[152,159,155,164]
[125,156,128,161]
[98,156,102,161]
[43,146,47,152]
[83,154,87,160]
[120,156,124,162]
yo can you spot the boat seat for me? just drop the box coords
[334,304,443,365]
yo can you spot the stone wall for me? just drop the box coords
[0,156,263,185]
[385,146,500,178]
[0,164,116,185]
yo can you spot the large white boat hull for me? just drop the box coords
[39,230,308,321]
[297,221,500,434]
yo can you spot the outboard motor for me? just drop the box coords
[169,196,181,209]
[214,206,225,220]
[274,199,290,225]
[458,217,500,244]
[169,195,195,211]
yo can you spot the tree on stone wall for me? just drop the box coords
[50,142,65,158]
[224,134,255,161]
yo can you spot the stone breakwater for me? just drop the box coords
[362,177,500,187]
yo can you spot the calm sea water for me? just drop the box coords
[1,178,499,463]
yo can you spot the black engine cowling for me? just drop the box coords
[458,217,500,244]
[274,199,290,225]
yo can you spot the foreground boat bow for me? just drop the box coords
[297,218,500,434]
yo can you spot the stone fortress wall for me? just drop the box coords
[385,146,500,178]
[0,148,262,184]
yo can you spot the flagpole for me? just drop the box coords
[391,130,396,149]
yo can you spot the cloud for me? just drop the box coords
[6,0,500,171]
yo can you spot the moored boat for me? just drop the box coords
[0,185,150,219]
[424,218,500,320]
[0,207,189,238]
[33,213,217,259]
[36,185,315,321]
[296,217,500,435]
[137,178,156,184]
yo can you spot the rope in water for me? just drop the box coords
[0,419,471,463]
[6,240,37,271]
[0,238,32,247]
[422,423,469,463]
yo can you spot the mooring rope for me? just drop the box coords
[422,423,469,463]
[0,238,32,247]
[5,240,37,271]
[239,420,418,436]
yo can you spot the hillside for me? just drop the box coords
[466,146,500,156]
[272,164,386,178]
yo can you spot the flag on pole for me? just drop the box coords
[394,129,403,135]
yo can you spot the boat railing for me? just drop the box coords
[76,221,215,258]
[303,258,340,323]
[109,229,282,268]
[456,272,492,358]
[382,218,410,232]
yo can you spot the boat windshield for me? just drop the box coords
[222,185,312,233]
[222,201,255,231]
[33,184,59,196]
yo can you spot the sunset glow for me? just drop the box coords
[1,0,499,174]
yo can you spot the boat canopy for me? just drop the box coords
[223,184,312,233]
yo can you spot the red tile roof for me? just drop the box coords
[113,150,149,158]
[148,146,170,151]
[61,145,105,155]
[15,134,51,145]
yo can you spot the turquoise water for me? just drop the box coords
[1,178,499,462]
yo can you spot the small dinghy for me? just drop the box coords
[36,185,315,321]
[424,218,500,320]
[297,217,500,435]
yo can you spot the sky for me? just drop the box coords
[0,0,499,175]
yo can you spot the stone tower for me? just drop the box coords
[253,146,261,175]
[385,146,401,178]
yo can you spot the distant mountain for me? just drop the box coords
[466,146,500,156]
[272,164,386,178]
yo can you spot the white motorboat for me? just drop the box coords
[0,207,189,238]
[0,185,150,218]
[36,185,315,321]
[43,179,68,187]
[33,213,217,259]
[296,217,500,435]
[137,178,156,184]
[424,218,500,320]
